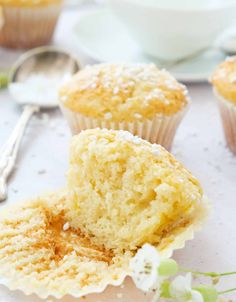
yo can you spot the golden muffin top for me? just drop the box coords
[0,0,61,7]
[67,129,205,252]
[60,63,189,122]
[211,56,236,104]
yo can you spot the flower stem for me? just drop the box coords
[180,268,236,278]
[218,287,236,295]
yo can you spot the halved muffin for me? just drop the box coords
[67,129,208,255]
[0,129,208,298]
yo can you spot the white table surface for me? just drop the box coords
[0,5,236,302]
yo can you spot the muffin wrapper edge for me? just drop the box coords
[157,195,210,259]
[214,90,236,154]
[60,103,188,150]
[0,193,209,298]
[0,4,61,48]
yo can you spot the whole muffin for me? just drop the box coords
[0,0,62,49]
[211,57,236,154]
[67,129,208,254]
[59,63,189,150]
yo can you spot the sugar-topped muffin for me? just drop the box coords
[210,57,236,154]
[67,129,207,253]
[60,63,188,122]
[0,0,61,48]
[211,56,236,104]
[59,63,189,150]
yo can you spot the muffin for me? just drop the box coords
[67,129,208,255]
[59,63,189,150]
[0,0,62,49]
[0,129,208,298]
[211,57,236,154]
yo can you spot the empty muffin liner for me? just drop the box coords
[0,3,61,49]
[60,104,188,150]
[214,90,236,154]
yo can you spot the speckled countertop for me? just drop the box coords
[0,6,236,302]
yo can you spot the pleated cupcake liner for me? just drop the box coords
[0,4,61,49]
[60,104,188,150]
[157,195,210,259]
[0,191,209,298]
[214,90,236,154]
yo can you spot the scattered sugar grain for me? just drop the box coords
[104,112,112,120]
[38,169,46,175]
[215,165,222,172]
[134,113,142,119]
[49,121,56,129]
[63,222,70,231]
[113,87,119,94]
[91,83,97,89]
[61,95,68,102]
[41,113,49,125]
[152,149,160,156]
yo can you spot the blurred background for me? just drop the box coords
[1,0,236,82]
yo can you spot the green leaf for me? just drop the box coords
[158,259,179,277]
[194,286,218,302]
[0,72,9,88]
[160,280,171,298]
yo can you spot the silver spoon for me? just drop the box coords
[0,46,80,201]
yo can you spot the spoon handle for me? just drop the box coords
[0,105,39,201]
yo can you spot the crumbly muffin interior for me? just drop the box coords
[67,129,204,252]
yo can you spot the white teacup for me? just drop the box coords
[107,0,236,61]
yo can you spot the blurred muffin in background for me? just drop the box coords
[0,0,62,49]
[59,63,189,150]
[211,57,236,154]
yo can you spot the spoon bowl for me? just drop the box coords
[0,46,80,201]
[9,46,80,108]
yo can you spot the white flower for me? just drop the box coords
[169,273,204,302]
[130,244,161,292]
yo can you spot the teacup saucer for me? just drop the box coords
[73,8,226,83]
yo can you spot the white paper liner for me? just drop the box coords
[0,271,129,299]
[0,4,61,48]
[0,191,131,299]
[214,90,236,154]
[60,104,188,150]
[0,192,209,299]
[157,195,210,259]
